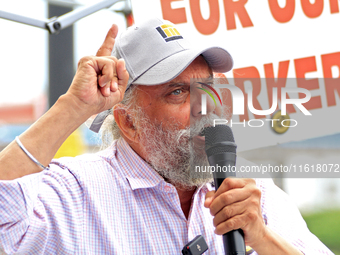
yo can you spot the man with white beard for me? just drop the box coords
[108,91,220,189]
[0,18,333,255]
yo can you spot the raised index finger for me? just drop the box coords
[96,24,118,57]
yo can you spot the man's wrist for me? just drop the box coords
[251,227,304,255]
[247,225,271,252]
[57,93,93,125]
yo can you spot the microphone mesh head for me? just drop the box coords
[205,125,236,156]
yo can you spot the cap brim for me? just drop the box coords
[132,46,233,86]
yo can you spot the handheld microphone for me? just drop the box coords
[204,125,246,255]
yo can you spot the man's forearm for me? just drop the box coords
[0,94,89,180]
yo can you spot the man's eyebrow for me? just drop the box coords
[165,75,214,88]
[191,75,214,84]
[167,82,188,87]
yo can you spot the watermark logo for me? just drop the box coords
[196,82,222,109]
[200,85,311,116]
[198,83,312,132]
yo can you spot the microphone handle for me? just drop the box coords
[208,153,246,255]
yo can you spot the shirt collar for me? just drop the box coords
[115,138,164,190]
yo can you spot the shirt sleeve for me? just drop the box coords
[0,163,84,254]
[257,178,334,255]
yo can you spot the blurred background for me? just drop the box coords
[0,0,339,254]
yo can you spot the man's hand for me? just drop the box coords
[67,56,128,116]
[204,178,267,248]
[66,24,128,117]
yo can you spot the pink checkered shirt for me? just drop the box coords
[0,138,334,254]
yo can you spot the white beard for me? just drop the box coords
[137,111,222,190]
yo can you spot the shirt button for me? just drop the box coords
[164,185,171,192]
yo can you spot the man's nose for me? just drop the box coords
[191,87,216,118]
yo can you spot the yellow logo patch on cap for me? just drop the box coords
[156,24,183,42]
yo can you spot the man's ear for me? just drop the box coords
[113,104,138,143]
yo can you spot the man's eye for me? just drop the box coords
[171,89,182,95]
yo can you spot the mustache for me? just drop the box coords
[189,113,222,138]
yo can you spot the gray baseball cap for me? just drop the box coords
[89,17,233,132]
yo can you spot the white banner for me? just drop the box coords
[130,0,340,151]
